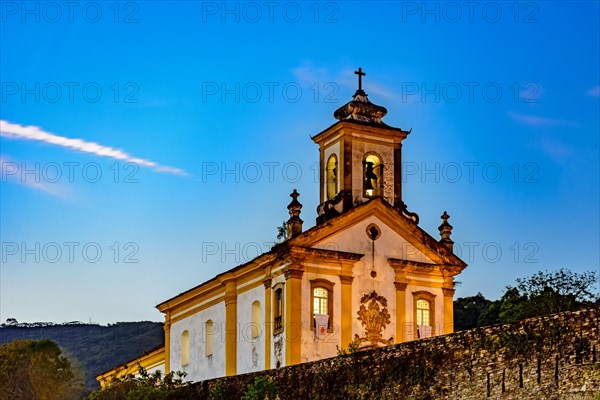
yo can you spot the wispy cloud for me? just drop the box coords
[540,138,574,162]
[0,120,189,176]
[585,85,600,97]
[509,112,580,128]
[292,64,331,84]
[291,63,399,100]
[0,154,70,197]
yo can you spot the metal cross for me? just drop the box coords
[355,67,366,91]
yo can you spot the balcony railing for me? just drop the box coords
[274,316,283,334]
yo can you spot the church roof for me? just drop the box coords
[311,119,410,143]
[333,90,389,125]
[156,197,466,313]
[96,344,165,381]
[311,71,411,139]
[332,67,395,127]
[286,197,466,268]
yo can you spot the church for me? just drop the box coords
[97,69,468,386]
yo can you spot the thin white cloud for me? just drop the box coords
[339,67,398,100]
[0,120,189,176]
[540,138,574,162]
[291,64,331,84]
[509,112,580,128]
[0,154,70,197]
[585,86,600,97]
[291,63,398,101]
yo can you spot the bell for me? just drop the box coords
[364,161,377,195]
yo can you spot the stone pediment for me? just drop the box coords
[287,198,466,269]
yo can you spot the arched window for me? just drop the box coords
[416,300,430,326]
[205,320,213,357]
[363,153,383,197]
[314,288,328,315]
[273,283,284,335]
[413,291,435,339]
[181,330,189,366]
[252,300,261,339]
[326,154,338,200]
[310,279,334,332]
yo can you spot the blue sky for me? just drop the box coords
[1,1,598,324]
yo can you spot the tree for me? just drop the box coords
[0,339,84,400]
[454,268,598,328]
[84,367,189,400]
[476,300,501,327]
[497,268,598,323]
[453,293,492,331]
[276,221,287,242]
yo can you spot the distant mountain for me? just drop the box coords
[0,321,164,392]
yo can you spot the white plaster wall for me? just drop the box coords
[236,284,265,374]
[300,272,342,363]
[350,140,395,205]
[170,302,226,381]
[314,215,436,345]
[322,141,341,201]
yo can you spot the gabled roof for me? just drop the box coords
[156,197,466,313]
[286,197,466,268]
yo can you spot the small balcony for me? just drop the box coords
[274,316,283,334]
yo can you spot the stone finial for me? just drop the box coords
[333,93,388,125]
[333,68,388,125]
[287,189,303,238]
[438,211,454,252]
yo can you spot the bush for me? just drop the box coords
[241,376,278,400]
[84,366,189,400]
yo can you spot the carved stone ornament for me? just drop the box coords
[274,335,283,365]
[251,345,258,367]
[353,290,394,348]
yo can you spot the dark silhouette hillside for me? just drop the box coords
[0,321,164,391]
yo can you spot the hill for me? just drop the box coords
[0,321,164,392]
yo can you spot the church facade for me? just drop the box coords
[97,70,467,386]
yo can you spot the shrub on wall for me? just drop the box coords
[241,376,277,400]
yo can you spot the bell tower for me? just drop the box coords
[312,68,418,224]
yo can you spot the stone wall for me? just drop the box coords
[184,307,600,399]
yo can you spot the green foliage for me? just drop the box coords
[336,341,359,356]
[276,221,288,241]
[453,292,492,331]
[497,268,598,323]
[476,329,543,359]
[84,366,189,400]
[0,338,84,400]
[241,376,278,400]
[0,321,164,391]
[476,300,501,327]
[453,268,598,329]
[208,380,227,400]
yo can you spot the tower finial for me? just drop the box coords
[287,189,303,238]
[354,67,366,95]
[438,211,454,252]
[334,67,389,124]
